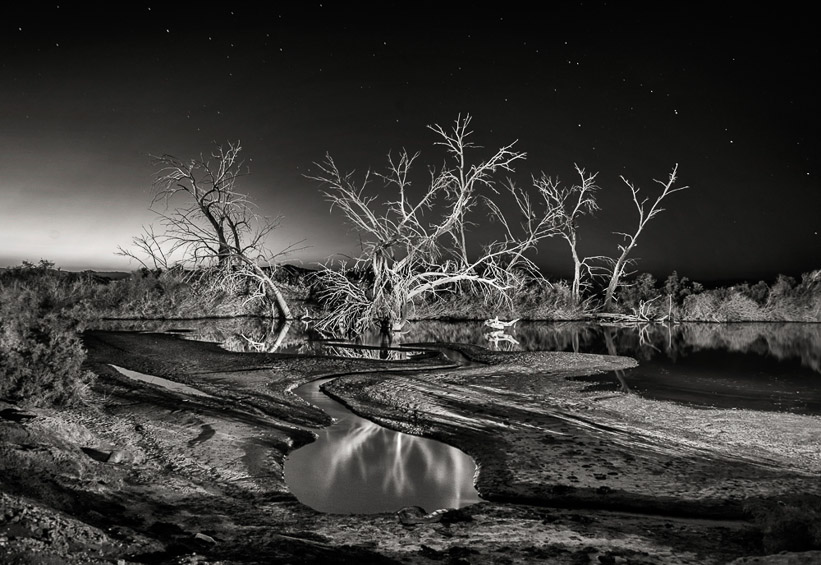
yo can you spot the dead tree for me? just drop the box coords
[603,165,688,309]
[531,165,600,302]
[307,115,557,337]
[482,178,564,282]
[119,141,295,319]
[116,225,170,271]
[427,114,527,270]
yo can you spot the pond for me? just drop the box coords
[283,375,481,515]
[406,319,821,415]
[517,321,821,414]
[94,318,821,415]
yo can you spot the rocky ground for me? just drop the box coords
[1,330,820,564]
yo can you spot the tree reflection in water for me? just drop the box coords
[398,320,821,414]
[94,318,821,413]
[284,377,481,514]
[93,318,821,373]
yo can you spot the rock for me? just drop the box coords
[436,508,473,525]
[80,447,110,463]
[397,506,427,525]
[106,450,125,464]
[419,544,445,559]
[193,532,216,545]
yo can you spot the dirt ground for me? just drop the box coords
[1,329,820,564]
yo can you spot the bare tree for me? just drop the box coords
[307,115,558,337]
[116,224,170,271]
[148,142,276,266]
[118,141,295,319]
[482,178,564,280]
[427,114,526,269]
[602,165,688,308]
[531,165,600,302]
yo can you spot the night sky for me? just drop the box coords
[1,3,818,283]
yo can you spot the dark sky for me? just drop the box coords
[1,2,818,283]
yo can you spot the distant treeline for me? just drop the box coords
[616,270,821,323]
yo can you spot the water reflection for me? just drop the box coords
[395,320,821,375]
[484,329,520,350]
[314,342,419,361]
[284,377,481,514]
[93,318,821,413]
[546,322,821,413]
[93,317,310,354]
[394,320,821,414]
[92,318,821,375]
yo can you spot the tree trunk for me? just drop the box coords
[271,320,292,351]
[267,281,292,320]
[603,242,635,309]
[603,263,621,308]
[570,235,582,303]
[240,259,293,321]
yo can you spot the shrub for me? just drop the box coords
[511,279,591,320]
[88,267,288,319]
[766,270,821,322]
[736,280,770,305]
[680,292,717,321]
[715,291,766,321]
[0,265,95,407]
[408,278,591,322]
[683,289,766,321]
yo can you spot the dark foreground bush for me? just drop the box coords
[0,262,95,407]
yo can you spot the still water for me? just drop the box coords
[283,376,481,514]
[405,320,821,414]
[96,318,821,414]
[516,321,821,414]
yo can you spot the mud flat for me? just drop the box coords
[1,330,820,564]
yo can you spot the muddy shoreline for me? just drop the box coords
[1,329,820,564]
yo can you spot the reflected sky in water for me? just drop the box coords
[284,377,481,514]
